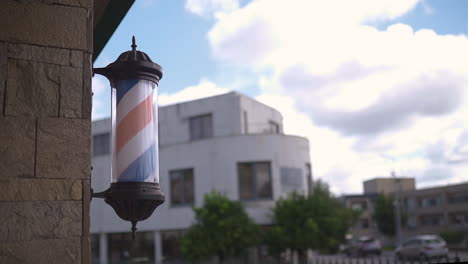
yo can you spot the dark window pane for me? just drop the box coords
[170,172,182,205]
[184,170,194,204]
[108,232,154,264]
[162,230,184,260]
[189,114,213,140]
[203,115,213,137]
[238,163,254,200]
[92,133,110,156]
[91,234,99,264]
[255,163,272,199]
[170,169,194,206]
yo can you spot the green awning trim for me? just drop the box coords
[93,0,135,62]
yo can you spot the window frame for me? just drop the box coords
[237,161,273,201]
[92,132,110,157]
[169,168,195,207]
[189,113,213,141]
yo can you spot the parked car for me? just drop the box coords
[395,235,448,260]
[342,236,382,257]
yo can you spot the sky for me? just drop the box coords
[92,0,468,195]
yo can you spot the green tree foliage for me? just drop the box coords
[180,191,259,263]
[264,181,359,259]
[439,231,464,245]
[375,194,395,236]
[375,194,408,237]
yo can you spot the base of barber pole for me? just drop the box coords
[92,182,165,239]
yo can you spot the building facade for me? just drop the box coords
[90,92,312,263]
[400,182,468,241]
[343,178,468,247]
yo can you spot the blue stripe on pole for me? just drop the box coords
[118,144,156,182]
[116,79,139,104]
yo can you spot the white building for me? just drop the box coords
[90,92,312,264]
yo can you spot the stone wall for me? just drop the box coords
[0,1,92,263]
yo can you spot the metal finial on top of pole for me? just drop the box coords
[131,36,137,51]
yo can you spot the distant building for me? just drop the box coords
[342,177,468,246]
[363,177,415,195]
[341,193,379,239]
[90,92,312,263]
[400,182,468,241]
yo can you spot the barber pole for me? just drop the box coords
[113,79,158,183]
[92,37,165,238]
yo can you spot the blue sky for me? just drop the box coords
[93,0,468,194]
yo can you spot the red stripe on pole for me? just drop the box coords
[116,95,153,152]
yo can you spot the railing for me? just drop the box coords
[308,254,463,264]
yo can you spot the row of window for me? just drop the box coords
[170,162,273,206]
[404,193,468,210]
[92,113,283,157]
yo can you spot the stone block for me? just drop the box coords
[0,117,35,178]
[0,1,87,50]
[0,42,6,114]
[0,179,82,201]
[70,50,83,68]
[45,0,93,9]
[0,238,81,264]
[5,59,60,117]
[60,66,83,118]
[82,53,92,119]
[8,43,69,65]
[36,118,90,179]
[0,201,82,242]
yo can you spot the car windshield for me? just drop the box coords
[424,239,442,244]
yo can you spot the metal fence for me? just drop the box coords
[308,254,463,264]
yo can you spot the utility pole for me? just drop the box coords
[392,171,403,246]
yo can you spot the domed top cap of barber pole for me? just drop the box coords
[94,36,163,84]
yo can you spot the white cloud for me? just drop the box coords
[202,0,468,193]
[185,0,239,18]
[159,78,229,106]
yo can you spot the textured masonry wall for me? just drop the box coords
[0,1,92,263]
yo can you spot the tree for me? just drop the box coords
[374,194,396,236]
[180,191,259,263]
[439,231,464,246]
[264,181,359,261]
[374,193,408,237]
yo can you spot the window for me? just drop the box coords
[189,114,213,140]
[419,214,444,226]
[170,168,194,206]
[91,234,99,264]
[268,120,280,134]
[419,196,441,208]
[92,133,110,156]
[351,201,367,211]
[162,230,185,261]
[306,163,312,194]
[238,162,272,200]
[108,232,154,264]
[448,192,468,204]
[361,218,369,229]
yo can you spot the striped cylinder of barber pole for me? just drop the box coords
[111,79,159,183]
